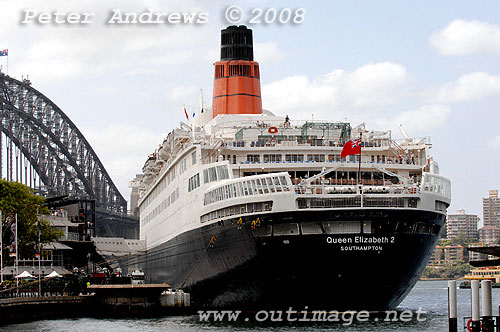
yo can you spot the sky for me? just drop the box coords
[1,0,500,219]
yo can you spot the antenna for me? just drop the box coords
[398,124,410,141]
[200,88,204,112]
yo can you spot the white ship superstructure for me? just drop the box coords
[136,113,450,251]
[126,25,451,310]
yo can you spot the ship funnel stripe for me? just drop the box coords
[214,75,260,81]
[213,93,262,99]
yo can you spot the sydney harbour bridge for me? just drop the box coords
[0,72,138,238]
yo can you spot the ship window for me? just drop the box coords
[363,221,372,234]
[274,223,299,236]
[301,222,323,235]
[255,178,264,194]
[431,224,441,236]
[416,222,430,234]
[267,178,275,193]
[247,154,260,163]
[273,177,282,192]
[247,181,254,195]
[307,154,325,162]
[285,154,304,162]
[250,180,258,195]
[238,182,244,196]
[253,225,271,237]
[217,165,229,180]
[263,154,282,162]
[192,152,197,165]
[261,179,269,194]
[323,221,361,234]
[242,181,249,196]
[209,167,217,182]
[203,169,209,183]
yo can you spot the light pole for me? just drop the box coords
[37,219,41,297]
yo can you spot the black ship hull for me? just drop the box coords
[130,208,444,310]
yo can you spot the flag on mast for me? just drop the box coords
[341,138,362,159]
[184,107,189,120]
[0,49,7,57]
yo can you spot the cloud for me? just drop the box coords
[168,85,199,102]
[436,72,500,102]
[491,135,500,149]
[80,123,164,196]
[430,19,500,55]
[0,0,215,82]
[254,42,285,64]
[262,62,409,119]
[373,104,451,135]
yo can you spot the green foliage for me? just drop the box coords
[0,179,62,262]
[423,263,472,279]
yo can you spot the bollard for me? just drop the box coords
[471,280,481,332]
[448,280,457,332]
[481,280,493,332]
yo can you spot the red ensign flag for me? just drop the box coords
[341,138,362,158]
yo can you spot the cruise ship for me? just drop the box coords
[127,25,451,310]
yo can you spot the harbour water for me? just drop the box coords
[3,280,500,332]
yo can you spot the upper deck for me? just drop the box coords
[132,113,448,214]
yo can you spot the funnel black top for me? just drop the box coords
[220,25,254,61]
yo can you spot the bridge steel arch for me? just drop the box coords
[0,73,127,214]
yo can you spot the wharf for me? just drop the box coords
[88,284,190,315]
[0,295,92,325]
[0,285,191,326]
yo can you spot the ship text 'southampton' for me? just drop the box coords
[125,25,451,310]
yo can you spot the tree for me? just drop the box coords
[0,179,61,263]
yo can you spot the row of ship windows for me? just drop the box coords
[296,197,419,209]
[201,201,273,223]
[471,271,500,276]
[252,221,440,237]
[244,154,361,163]
[243,154,419,164]
[142,151,196,210]
[203,175,289,205]
[253,221,373,237]
[142,187,179,226]
[188,165,231,193]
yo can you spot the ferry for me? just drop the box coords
[126,25,451,310]
[460,266,500,288]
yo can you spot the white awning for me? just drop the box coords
[15,271,34,278]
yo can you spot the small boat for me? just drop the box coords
[460,266,500,288]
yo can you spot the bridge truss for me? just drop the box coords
[0,73,127,214]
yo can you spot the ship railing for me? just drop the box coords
[227,138,391,149]
[237,159,424,166]
[293,183,421,196]
[225,137,430,150]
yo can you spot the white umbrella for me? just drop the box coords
[45,270,62,278]
[15,271,34,279]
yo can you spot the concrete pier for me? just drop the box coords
[0,296,92,325]
[87,284,191,315]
